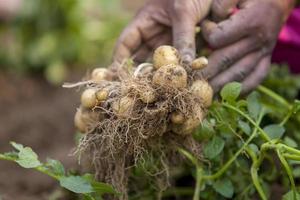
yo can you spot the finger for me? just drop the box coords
[113,15,165,62]
[133,30,172,62]
[210,51,263,93]
[241,56,271,94]
[211,0,239,21]
[172,14,197,63]
[199,37,260,79]
[201,9,255,48]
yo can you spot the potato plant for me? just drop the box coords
[1,66,300,200]
[0,142,118,200]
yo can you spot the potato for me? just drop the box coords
[91,68,109,83]
[140,89,156,104]
[190,80,213,107]
[153,45,180,69]
[152,64,187,89]
[74,108,99,133]
[170,112,185,124]
[112,96,135,117]
[172,111,204,135]
[96,89,109,101]
[191,57,208,70]
[81,88,97,108]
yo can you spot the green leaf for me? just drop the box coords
[212,178,234,198]
[238,120,251,135]
[203,136,225,159]
[82,174,117,195]
[220,82,242,102]
[196,119,214,140]
[284,137,298,148]
[247,92,261,120]
[263,124,285,139]
[293,167,300,178]
[16,147,42,168]
[46,158,65,176]
[10,142,24,151]
[283,190,300,200]
[248,144,259,154]
[60,176,94,194]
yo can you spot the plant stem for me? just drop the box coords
[277,150,297,197]
[203,110,264,180]
[257,86,291,109]
[36,166,60,180]
[193,168,203,200]
[280,144,300,156]
[247,149,267,200]
[0,154,15,162]
[283,153,300,161]
[280,109,294,126]
[203,132,256,180]
[222,103,271,142]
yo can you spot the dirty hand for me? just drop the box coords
[201,0,294,93]
[113,0,212,64]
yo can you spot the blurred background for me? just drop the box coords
[0,0,143,199]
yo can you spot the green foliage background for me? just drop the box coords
[0,0,128,83]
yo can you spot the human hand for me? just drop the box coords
[113,0,212,64]
[200,0,294,93]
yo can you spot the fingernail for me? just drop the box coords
[182,54,193,64]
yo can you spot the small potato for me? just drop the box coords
[81,88,97,108]
[74,108,99,133]
[172,111,204,135]
[153,45,180,69]
[170,112,185,124]
[91,68,109,83]
[140,89,156,104]
[152,64,187,89]
[190,80,213,108]
[112,96,135,117]
[96,89,109,101]
[191,57,208,70]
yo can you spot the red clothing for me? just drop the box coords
[272,7,300,73]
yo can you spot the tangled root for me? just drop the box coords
[69,46,212,199]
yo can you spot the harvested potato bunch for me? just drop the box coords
[70,45,213,199]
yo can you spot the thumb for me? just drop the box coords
[171,0,213,63]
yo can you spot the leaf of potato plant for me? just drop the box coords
[247,92,261,120]
[195,119,214,140]
[60,176,94,194]
[46,158,65,176]
[220,82,241,102]
[212,178,234,198]
[83,174,117,195]
[284,137,298,148]
[17,147,42,168]
[283,190,300,200]
[203,136,225,159]
[12,143,42,168]
[10,142,24,151]
[263,124,285,139]
[238,120,251,136]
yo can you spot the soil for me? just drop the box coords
[0,72,82,200]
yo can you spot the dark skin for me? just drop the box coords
[113,0,294,93]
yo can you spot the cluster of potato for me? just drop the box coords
[74,45,213,136]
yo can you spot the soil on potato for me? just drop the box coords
[0,72,82,200]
